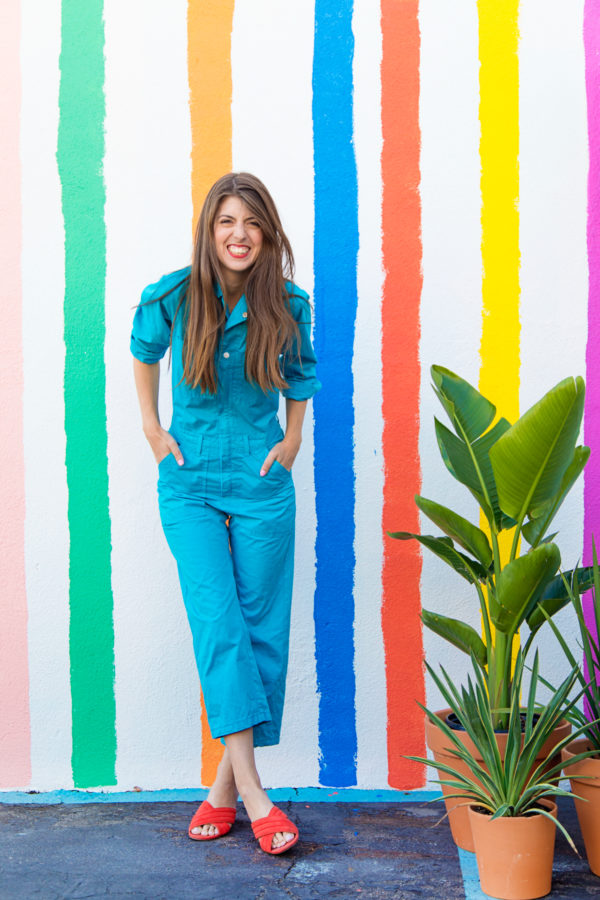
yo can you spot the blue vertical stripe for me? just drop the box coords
[312,0,358,786]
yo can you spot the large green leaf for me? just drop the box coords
[490,376,585,522]
[421,609,488,666]
[387,532,488,582]
[522,445,590,546]
[431,366,496,443]
[493,543,561,633]
[526,566,595,632]
[435,417,511,526]
[415,495,492,567]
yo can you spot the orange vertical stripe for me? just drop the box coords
[188,0,234,219]
[187,0,234,786]
[380,0,425,788]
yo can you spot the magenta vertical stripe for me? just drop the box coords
[0,0,32,787]
[584,0,600,645]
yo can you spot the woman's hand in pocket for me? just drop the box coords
[260,437,300,476]
[143,421,184,466]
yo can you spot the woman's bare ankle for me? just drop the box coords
[206,773,238,808]
[236,782,273,822]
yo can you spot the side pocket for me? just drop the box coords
[158,452,175,470]
[271,459,292,477]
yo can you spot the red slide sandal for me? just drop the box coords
[251,805,299,855]
[188,800,236,841]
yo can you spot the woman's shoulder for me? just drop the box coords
[142,265,191,304]
[284,281,311,321]
[285,280,309,301]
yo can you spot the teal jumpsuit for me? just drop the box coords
[130,267,320,746]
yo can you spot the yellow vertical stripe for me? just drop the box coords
[478,0,520,419]
[478,2,520,639]
[187,0,235,787]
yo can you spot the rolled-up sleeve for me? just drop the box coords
[281,291,321,400]
[130,270,187,364]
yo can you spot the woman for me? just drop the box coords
[131,173,320,855]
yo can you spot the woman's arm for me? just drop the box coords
[133,358,184,465]
[260,399,307,475]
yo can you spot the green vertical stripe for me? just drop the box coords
[57,0,116,787]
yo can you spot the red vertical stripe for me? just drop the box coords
[380,0,425,788]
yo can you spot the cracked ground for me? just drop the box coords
[0,799,597,899]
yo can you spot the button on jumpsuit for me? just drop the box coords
[131,267,321,746]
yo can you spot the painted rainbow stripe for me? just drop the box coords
[380,0,425,789]
[478,0,520,423]
[584,0,600,639]
[0,0,31,789]
[187,0,235,787]
[58,0,116,787]
[477,1,520,612]
[312,0,359,786]
[188,0,235,224]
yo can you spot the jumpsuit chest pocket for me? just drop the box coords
[217,348,244,398]
[217,347,277,420]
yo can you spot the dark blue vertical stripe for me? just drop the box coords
[312,0,358,786]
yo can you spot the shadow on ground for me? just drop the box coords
[0,798,597,898]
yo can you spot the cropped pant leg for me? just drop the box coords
[228,484,296,746]
[159,500,273,740]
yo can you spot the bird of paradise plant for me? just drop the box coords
[390,366,592,729]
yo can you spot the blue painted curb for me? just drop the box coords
[0,787,442,805]
[458,847,490,899]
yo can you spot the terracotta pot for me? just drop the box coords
[561,738,600,876]
[425,710,570,852]
[468,800,557,900]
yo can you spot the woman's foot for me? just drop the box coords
[221,727,296,851]
[238,782,295,851]
[188,799,237,841]
[190,751,238,838]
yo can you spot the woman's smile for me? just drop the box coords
[227,243,251,259]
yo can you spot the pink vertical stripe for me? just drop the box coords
[584,0,600,648]
[0,0,31,786]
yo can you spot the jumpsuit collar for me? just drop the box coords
[215,282,249,332]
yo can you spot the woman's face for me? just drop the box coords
[213,195,263,286]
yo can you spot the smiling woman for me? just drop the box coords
[131,172,320,854]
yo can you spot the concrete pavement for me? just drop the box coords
[0,796,597,899]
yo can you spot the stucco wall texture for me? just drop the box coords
[1,0,598,793]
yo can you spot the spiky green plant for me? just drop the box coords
[390,366,593,728]
[541,544,600,754]
[407,652,598,850]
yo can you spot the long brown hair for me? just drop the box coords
[182,172,299,394]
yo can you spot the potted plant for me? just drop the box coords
[408,652,597,900]
[542,547,600,876]
[389,366,593,848]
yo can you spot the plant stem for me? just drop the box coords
[477,581,493,657]
[509,519,522,562]
[490,527,501,574]
[490,631,511,729]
